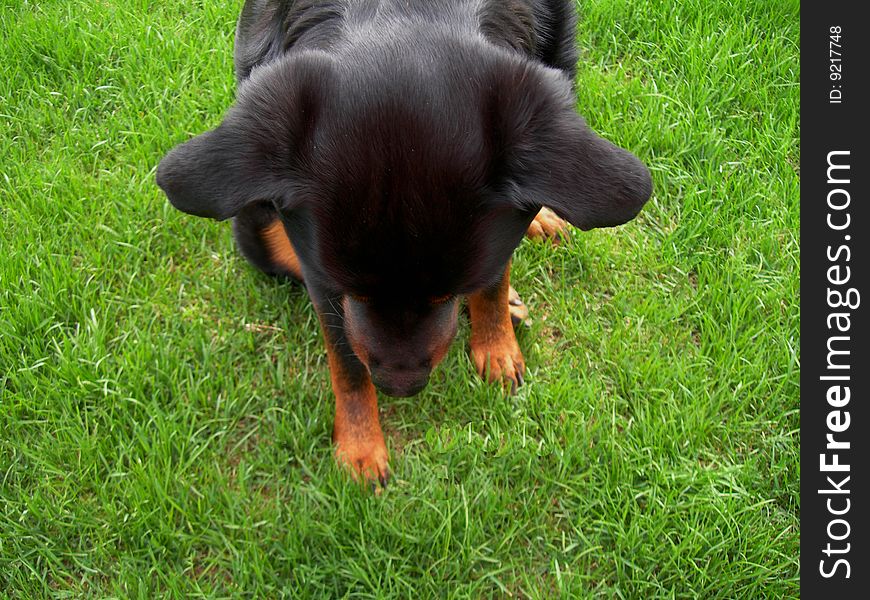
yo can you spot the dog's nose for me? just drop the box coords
[370,367,430,397]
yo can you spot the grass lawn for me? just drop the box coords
[0,0,799,597]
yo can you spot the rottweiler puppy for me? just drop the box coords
[157,0,651,487]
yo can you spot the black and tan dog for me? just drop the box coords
[157,0,651,486]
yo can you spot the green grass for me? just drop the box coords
[0,0,799,597]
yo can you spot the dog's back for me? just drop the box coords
[234,0,578,82]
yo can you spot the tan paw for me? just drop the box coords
[526,207,569,244]
[508,286,529,326]
[334,432,390,490]
[470,336,526,394]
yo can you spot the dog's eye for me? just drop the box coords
[430,294,455,305]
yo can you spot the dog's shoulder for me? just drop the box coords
[478,0,577,80]
[478,0,537,55]
[235,0,345,81]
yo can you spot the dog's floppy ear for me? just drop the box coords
[494,62,652,231]
[156,120,282,221]
[157,52,333,221]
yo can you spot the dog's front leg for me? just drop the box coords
[313,293,390,488]
[468,261,526,394]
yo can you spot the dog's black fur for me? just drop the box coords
[157,0,651,480]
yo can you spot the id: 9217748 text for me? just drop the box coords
[829,26,843,104]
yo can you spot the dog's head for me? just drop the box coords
[157,36,651,396]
